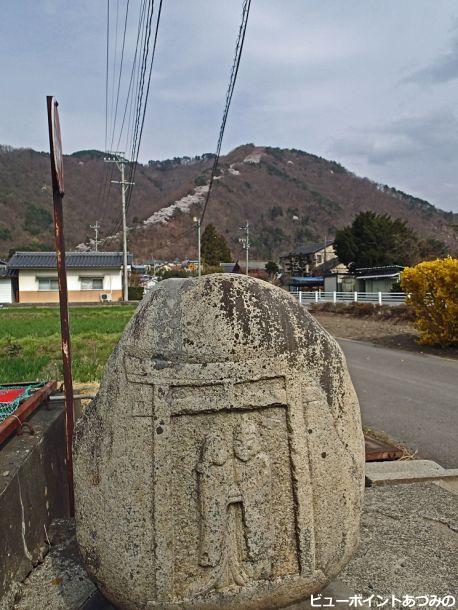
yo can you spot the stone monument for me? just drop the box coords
[74,275,365,610]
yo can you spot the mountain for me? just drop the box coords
[0,143,456,261]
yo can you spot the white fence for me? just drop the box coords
[292,291,406,305]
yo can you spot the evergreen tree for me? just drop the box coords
[265,261,279,275]
[201,224,232,266]
[334,211,419,269]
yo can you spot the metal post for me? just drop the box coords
[333,291,337,304]
[46,96,75,517]
[299,291,303,305]
[90,220,100,251]
[120,162,128,301]
[378,291,382,306]
[354,291,358,302]
[104,153,134,302]
[245,222,249,276]
[315,291,319,303]
[193,217,201,277]
[239,221,250,276]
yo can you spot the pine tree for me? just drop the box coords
[334,211,419,269]
[201,224,232,266]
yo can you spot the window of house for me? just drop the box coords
[316,254,322,264]
[80,277,104,290]
[37,277,59,290]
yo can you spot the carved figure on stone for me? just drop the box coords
[193,420,273,595]
[234,420,273,577]
[197,431,231,569]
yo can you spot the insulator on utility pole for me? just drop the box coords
[104,152,134,301]
[90,220,101,252]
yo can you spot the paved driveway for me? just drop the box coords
[338,339,458,468]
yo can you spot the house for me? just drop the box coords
[7,251,133,303]
[221,261,269,274]
[354,265,404,293]
[324,272,356,293]
[0,264,15,304]
[280,242,344,277]
[287,276,325,292]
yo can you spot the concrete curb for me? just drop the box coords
[365,460,458,487]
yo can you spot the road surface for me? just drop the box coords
[338,338,457,468]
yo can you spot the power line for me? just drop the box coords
[116,0,149,153]
[109,0,120,143]
[109,0,131,152]
[101,1,147,235]
[104,0,110,152]
[106,0,158,237]
[199,0,252,226]
[126,0,164,215]
[126,8,153,172]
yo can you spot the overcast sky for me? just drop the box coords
[1,1,457,212]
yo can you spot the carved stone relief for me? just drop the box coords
[170,407,300,598]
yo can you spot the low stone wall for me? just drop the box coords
[0,401,69,605]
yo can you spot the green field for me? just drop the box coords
[0,305,137,383]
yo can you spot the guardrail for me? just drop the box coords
[292,291,406,305]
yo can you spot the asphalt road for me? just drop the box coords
[338,338,458,469]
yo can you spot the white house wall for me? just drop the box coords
[18,268,123,303]
[0,279,13,304]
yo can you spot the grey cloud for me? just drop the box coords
[405,30,458,84]
[331,109,458,166]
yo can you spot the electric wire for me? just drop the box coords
[109,0,131,153]
[104,0,110,153]
[125,0,163,214]
[199,0,251,227]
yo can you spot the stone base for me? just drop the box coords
[4,480,456,610]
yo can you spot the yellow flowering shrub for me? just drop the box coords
[401,258,458,346]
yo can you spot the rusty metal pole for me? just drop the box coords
[46,96,75,517]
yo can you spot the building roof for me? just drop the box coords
[288,276,324,285]
[0,267,16,278]
[221,261,268,272]
[281,242,334,258]
[355,265,403,279]
[8,251,133,270]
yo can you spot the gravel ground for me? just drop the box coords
[311,312,458,359]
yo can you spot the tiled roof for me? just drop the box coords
[8,251,133,270]
[0,267,16,278]
[280,242,334,257]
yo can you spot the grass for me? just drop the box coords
[0,305,137,383]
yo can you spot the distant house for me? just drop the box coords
[354,266,404,293]
[7,251,133,303]
[280,242,344,277]
[221,261,269,274]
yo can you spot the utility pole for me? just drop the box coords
[104,152,134,301]
[239,221,250,276]
[90,220,101,251]
[193,216,202,277]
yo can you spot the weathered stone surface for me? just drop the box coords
[74,275,365,610]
